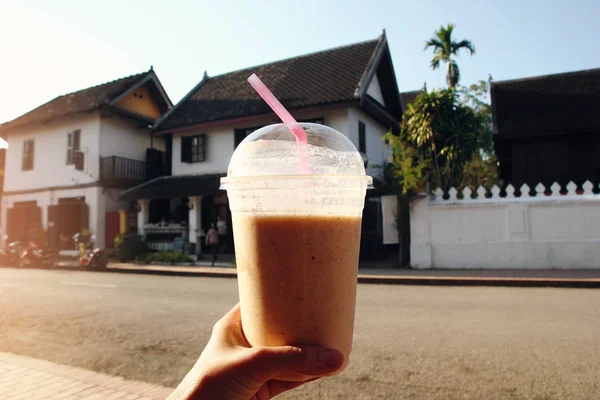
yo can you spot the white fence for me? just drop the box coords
[410,181,600,269]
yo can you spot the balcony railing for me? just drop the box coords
[100,156,146,188]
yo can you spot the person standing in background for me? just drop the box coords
[216,215,228,253]
[205,223,219,266]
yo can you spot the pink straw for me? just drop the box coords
[247,74,308,144]
[247,74,309,171]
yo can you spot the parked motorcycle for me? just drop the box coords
[73,232,107,270]
[18,241,58,269]
[1,236,25,266]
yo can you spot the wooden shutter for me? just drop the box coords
[198,135,206,162]
[29,139,35,170]
[181,136,191,163]
[47,205,60,249]
[73,130,81,150]
[234,129,246,149]
[71,201,90,232]
[22,140,33,170]
[74,151,84,171]
[67,132,72,164]
[358,121,366,153]
[6,207,16,242]
[22,142,26,170]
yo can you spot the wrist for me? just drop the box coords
[168,367,213,400]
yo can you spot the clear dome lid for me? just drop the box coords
[226,123,372,182]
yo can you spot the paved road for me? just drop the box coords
[1,268,599,399]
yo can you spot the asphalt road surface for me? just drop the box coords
[1,268,599,400]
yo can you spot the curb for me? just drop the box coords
[106,266,600,289]
[355,275,600,288]
[108,266,237,279]
[3,265,600,288]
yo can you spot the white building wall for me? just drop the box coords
[1,185,106,247]
[104,188,129,213]
[152,134,167,152]
[323,108,350,138]
[366,75,385,105]
[4,114,102,192]
[100,116,153,161]
[410,184,600,269]
[169,107,389,178]
[172,126,234,176]
[170,109,349,176]
[347,107,388,181]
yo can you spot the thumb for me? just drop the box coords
[248,345,344,382]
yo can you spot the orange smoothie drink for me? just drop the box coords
[221,123,371,371]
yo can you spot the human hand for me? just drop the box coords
[167,304,344,400]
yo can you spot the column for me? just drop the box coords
[89,187,106,249]
[137,199,149,238]
[1,197,9,247]
[188,196,203,255]
[118,210,128,234]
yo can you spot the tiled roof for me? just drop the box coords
[156,38,382,131]
[1,71,150,131]
[399,90,421,112]
[492,68,600,136]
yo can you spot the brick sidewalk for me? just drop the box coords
[0,352,173,400]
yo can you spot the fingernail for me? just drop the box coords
[318,349,344,368]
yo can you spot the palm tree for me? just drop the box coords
[425,23,475,88]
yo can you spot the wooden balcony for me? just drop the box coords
[100,156,146,188]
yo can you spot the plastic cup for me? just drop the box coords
[220,122,372,372]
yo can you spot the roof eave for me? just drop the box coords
[0,108,100,135]
[153,100,358,135]
[152,72,210,132]
[361,95,400,133]
[108,106,156,125]
[109,70,173,113]
[355,32,387,99]
[356,31,403,120]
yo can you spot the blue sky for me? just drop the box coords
[1,0,599,123]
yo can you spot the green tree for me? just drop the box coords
[457,78,500,190]
[425,23,476,89]
[386,89,480,194]
[460,78,493,155]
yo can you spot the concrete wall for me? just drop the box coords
[410,182,600,269]
[4,114,102,191]
[100,116,153,161]
[366,74,385,105]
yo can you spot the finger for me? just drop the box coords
[249,346,344,382]
[268,377,320,398]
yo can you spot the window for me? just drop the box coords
[234,126,261,149]
[22,139,34,171]
[67,129,81,165]
[234,118,325,149]
[181,135,206,163]
[358,121,366,153]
